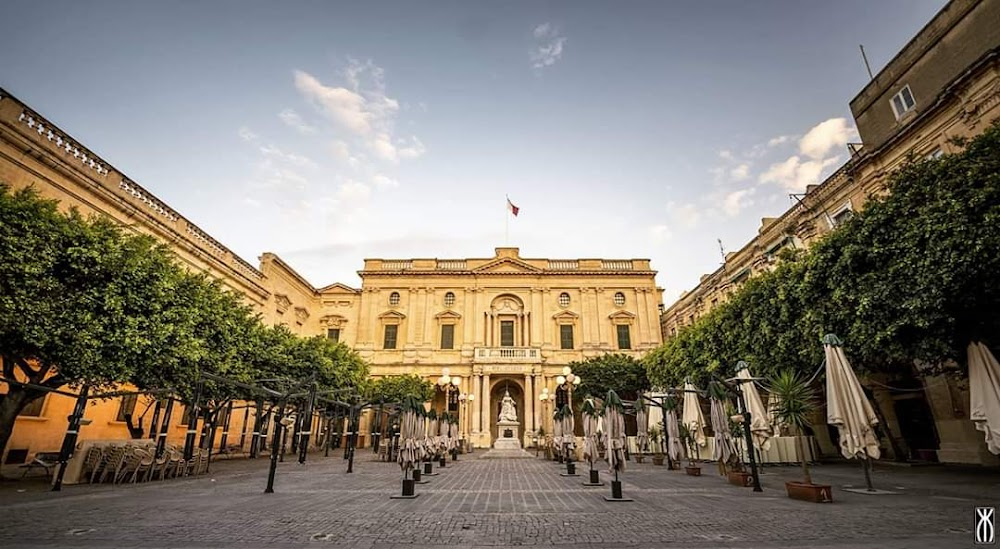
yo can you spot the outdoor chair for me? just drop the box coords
[114,447,144,485]
[98,446,127,483]
[18,451,60,479]
[181,449,201,477]
[130,449,154,483]
[81,447,104,483]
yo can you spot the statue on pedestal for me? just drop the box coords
[498,389,518,422]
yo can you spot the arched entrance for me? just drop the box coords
[488,377,524,443]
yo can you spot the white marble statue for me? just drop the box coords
[498,389,518,422]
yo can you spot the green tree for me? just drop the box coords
[571,353,650,401]
[365,374,434,404]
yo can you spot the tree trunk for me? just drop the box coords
[797,434,813,485]
[0,385,46,477]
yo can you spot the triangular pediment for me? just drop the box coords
[608,310,636,320]
[378,310,407,320]
[473,257,542,274]
[552,310,579,320]
[435,309,462,320]
[318,282,360,294]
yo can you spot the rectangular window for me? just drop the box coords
[500,321,515,347]
[440,324,455,349]
[116,394,138,422]
[890,85,915,119]
[616,324,631,350]
[180,405,195,426]
[559,325,574,350]
[383,325,398,349]
[7,394,45,417]
[326,328,340,342]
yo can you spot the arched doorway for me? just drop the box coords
[488,377,524,443]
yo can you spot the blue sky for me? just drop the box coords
[0,0,946,300]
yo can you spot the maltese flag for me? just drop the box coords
[507,197,520,217]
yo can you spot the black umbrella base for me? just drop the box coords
[603,480,633,502]
[423,463,438,475]
[439,458,447,467]
[583,469,604,486]
[391,479,420,499]
[412,469,430,484]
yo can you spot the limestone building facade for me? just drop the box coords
[659,0,1000,465]
[0,87,663,460]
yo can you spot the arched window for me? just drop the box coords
[444,291,455,307]
[613,292,626,307]
[558,292,570,308]
[388,291,400,306]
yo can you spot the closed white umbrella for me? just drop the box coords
[560,405,576,459]
[582,399,600,469]
[665,408,684,462]
[710,397,736,466]
[824,335,880,460]
[397,397,421,476]
[634,400,649,453]
[824,334,880,491]
[602,390,627,476]
[438,414,450,455]
[735,365,774,451]
[552,409,563,455]
[682,382,707,458]
[969,341,1000,455]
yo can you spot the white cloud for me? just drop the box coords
[718,150,733,160]
[667,202,702,229]
[759,155,841,191]
[372,174,398,189]
[721,188,755,216]
[767,135,793,147]
[293,60,423,164]
[278,108,317,134]
[648,224,673,242]
[337,180,371,202]
[530,23,566,69]
[259,144,316,168]
[729,163,751,182]
[799,118,858,160]
[238,127,258,142]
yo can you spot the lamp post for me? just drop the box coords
[437,369,461,462]
[538,388,550,459]
[458,392,475,453]
[555,367,582,475]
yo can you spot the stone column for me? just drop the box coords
[524,374,534,434]
[472,374,482,441]
[481,373,491,444]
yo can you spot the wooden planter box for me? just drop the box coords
[785,481,833,503]
[652,455,665,466]
[634,454,645,464]
[685,466,701,476]
[727,471,753,487]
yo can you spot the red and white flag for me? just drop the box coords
[507,197,520,217]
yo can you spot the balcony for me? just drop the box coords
[473,347,542,364]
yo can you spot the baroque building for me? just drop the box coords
[659,0,1000,465]
[0,87,663,461]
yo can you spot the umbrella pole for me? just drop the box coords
[862,456,875,492]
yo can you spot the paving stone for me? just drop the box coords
[0,451,996,548]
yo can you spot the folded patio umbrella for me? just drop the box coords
[682,382,707,455]
[634,399,649,453]
[582,399,600,468]
[665,408,684,462]
[560,405,575,457]
[710,397,736,465]
[602,390,627,475]
[824,334,880,460]
[552,408,563,453]
[969,341,1000,455]
[735,365,774,451]
[397,397,421,473]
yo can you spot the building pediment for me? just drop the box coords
[320,314,349,327]
[608,310,636,324]
[472,257,542,274]
[434,310,462,320]
[378,310,407,320]
[317,282,360,294]
[274,293,292,314]
[552,310,579,321]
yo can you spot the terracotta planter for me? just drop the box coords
[685,466,701,476]
[785,481,833,503]
[727,471,753,487]
[652,455,665,466]
[635,455,645,464]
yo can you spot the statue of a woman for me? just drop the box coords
[498,389,518,422]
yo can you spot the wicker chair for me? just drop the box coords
[114,448,144,485]
[82,447,104,484]
[130,449,154,483]
[98,446,127,483]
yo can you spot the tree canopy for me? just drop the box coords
[645,121,1000,387]
[571,353,650,401]
[364,374,434,404]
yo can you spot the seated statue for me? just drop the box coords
[498,389,518,422]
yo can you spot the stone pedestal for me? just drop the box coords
[493,420,522,449]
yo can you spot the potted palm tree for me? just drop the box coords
[648,425,664,465]
[769,370,831,503]
[678,424,701,476]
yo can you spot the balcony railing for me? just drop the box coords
[473,347,542,363]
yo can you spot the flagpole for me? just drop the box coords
[504,195,509,246]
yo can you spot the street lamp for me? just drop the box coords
[437,370,461,461]
[538,388,551,459]
[555,367,582,475]
[458,392,475,453]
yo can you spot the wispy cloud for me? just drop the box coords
[758,117,857,191]
[278,108,317,134]
[530,23,567,69]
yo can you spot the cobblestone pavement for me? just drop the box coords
[0,449,997,548]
